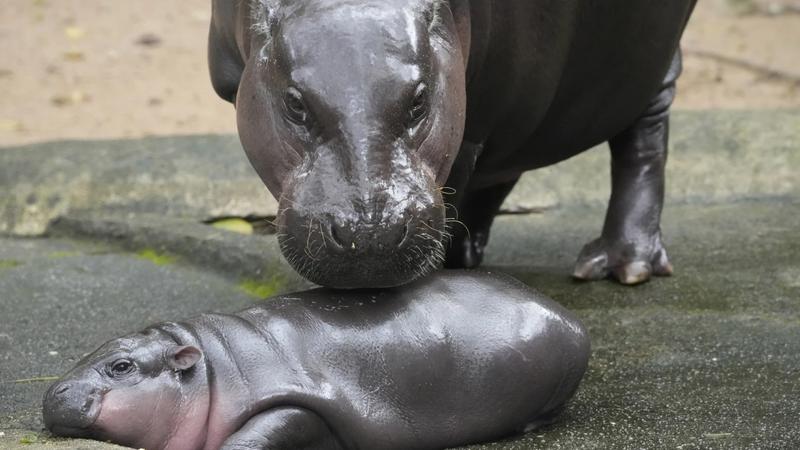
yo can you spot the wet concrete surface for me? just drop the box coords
[472,200,800,449]
[1,199,798,449]
[2,112,799,448]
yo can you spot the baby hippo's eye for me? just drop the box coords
[107,359,136,377]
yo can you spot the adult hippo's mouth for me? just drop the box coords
[276,174,449,289]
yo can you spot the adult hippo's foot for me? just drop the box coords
[444,229,487,269]
[573,233,673,285]
[574,51,682,286]
[443,176,520,269]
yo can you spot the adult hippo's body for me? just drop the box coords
[209,0,696,288]
[43,271,590,450]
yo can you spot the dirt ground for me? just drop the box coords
[1,0,799,146]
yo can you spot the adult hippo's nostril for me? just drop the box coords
[329,216,411,251]
[55,383,70,395]
[329,221,352,250]
[277,200,446,288]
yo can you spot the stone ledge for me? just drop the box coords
[46,212,311,292]
[2,110,798,236]
[0,134,275,236]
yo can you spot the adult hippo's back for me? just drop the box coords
[209,0,696,288]
[44,271,590,450]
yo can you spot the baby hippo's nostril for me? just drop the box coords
[81,396,94,414]
[55,383,70,395]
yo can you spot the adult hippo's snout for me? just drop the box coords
[278,205,446,289]
[276,156,448,288]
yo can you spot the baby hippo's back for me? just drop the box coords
[203,270,590,450]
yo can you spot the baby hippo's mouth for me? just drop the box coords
[48,423,95,439]
[43,381,102,438]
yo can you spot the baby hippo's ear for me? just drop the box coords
[166,346,203,371]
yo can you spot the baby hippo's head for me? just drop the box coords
[43,328,208,450]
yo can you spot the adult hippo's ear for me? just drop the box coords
[165,346,203,371]
[208,0,247,104]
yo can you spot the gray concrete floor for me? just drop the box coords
[1,199,798,449]
[1,114,798,449]
[473,200,800,449]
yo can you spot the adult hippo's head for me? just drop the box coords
[209,0,468,288]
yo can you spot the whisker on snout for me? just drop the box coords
[445,218,471,241]
[303,218,321,261]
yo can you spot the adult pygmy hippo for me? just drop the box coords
[43,271,590,450]
[209,0,696,288]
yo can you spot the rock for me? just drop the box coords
[0,135,277,235]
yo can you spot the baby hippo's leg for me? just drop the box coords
[220,407,343,450]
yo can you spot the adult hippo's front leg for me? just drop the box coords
[440,140,521,269]
[443,174,519,269]
[444,56,679,283]
[572,52,682,285]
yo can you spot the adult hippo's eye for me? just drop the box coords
[283,87,309,126]
[408,83,429,129]
[107,359,135,378]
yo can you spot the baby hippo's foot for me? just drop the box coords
[572,233,673,285]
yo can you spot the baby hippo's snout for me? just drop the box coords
[43,381,101,438]
[278,201,446,289]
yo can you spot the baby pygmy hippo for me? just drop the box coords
[43,271,590,450]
